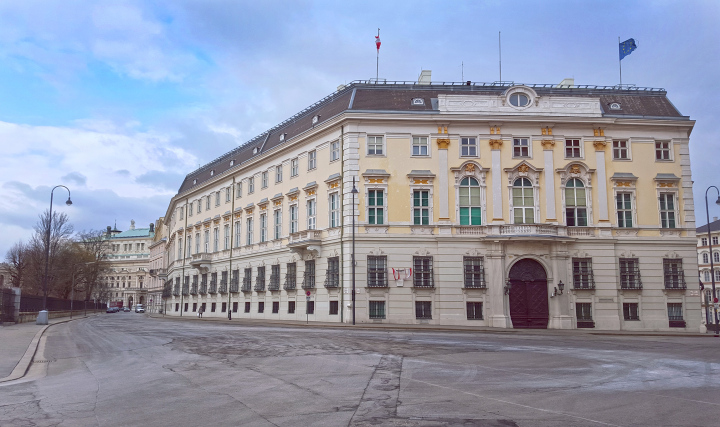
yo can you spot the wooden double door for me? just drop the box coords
[508,259,549,329]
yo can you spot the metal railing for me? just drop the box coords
[208,280,217,294]
[190,284,198,295]
[269,274,280,291]
[230,278,239,293]
[219,279,228,294]
[242,277,252,292]
[284,276,296,291]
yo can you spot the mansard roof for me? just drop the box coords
[177,81,688,195]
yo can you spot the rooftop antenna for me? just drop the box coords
[499,31,502,83]
[462,61,464,82]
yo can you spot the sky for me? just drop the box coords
[1,0,719,257]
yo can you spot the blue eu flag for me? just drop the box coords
[619,38,637,60]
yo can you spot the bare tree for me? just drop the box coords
[4,241,28,288]
[23,210,75,297]
[75,229,112,301]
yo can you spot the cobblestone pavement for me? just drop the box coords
[0,314,718,426]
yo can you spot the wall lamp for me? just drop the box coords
[504,279,512,295]
[551,280,565,298]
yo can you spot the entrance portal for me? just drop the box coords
[508,258,549,329]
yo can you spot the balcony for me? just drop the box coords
[499,224,558,236]
[181,285,189,296]
[150,268,167,278]
[208,281,217,294]
[199,283,207,295]
[219,280,228,294]
[254,278,265,292]
[190,284,198,295]
[190,253,213,271]
[301,276,315,290]
[230,279,239,293]
[284,277,296,291]
[269,275,280,291]
[241,278,252,293]
[287,230,322,255]
[172,285,180,296]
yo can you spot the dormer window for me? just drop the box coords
[279,133,285,142]
[411,98,425,106]
[610,102,622,110]
[253,147,259,154]
[210,170,215,176]
[193,179,197,185]
[509,93,530,107]
[230,160,235,166]
[312,115,320,125]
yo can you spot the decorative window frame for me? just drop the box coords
[564,137,584,159]
[362,169,390,229]
[654,140,674,162]
[557,162,595,227]
[325,174,342,229]
[275,165,283,183]
[407,170,435,229]
[411,135,431,157]
[286,187,300,234]
[290,158,299,177]
[502,85,538,110]
[330,140,340,163]
[504,161,542,224]
[304,181,318,230]
[366,134,386,157]
[512,137,532,159]
[451,161,487,227]
[654,174,681,232]
[460,136,479,158]
[610,173,638,231]
[612,139,632,161]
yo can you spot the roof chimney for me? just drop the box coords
[149,223,155,233]
[714,216,718,222]
[418,70,431,85]
[556,78,575,88]
[130,219,135,230]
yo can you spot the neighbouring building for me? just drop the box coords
[0,263,9,288]
[147,217,168,313]
[696,218,720,327]
[160,74,700,331]
[102,220,154,309]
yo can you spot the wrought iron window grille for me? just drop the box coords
[619,258,642,289]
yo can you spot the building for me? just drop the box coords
[0,263,10,288]
[696,218,720,327]
[103,220,154,309]
[161,75,700,331]
[147,217,168,313]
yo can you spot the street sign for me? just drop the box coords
[306,290,311,297]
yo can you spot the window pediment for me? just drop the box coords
[556,162,595,186]
[504,161,542,185]
[451,161,487,186]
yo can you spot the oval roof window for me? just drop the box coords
[509,93,530,107]
[610,102,622,110]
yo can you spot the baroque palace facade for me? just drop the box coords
[162,77,699,331]
[102,221,154,309]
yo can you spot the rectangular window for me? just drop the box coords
[221,302,227,313]
[211,302,217,312]
[325,257,339,288]
[413,190,430,225]
[576,303,594,328]
[256,266,265,291]
[702,238,708,246]
[330,140,340,161]
[619,258,642,289]
[412,136,429,156]
[466,302,483,320]
[714,237,719,246]
[288,301,296,314]
[329,193,340,228]
[270,264,280,290]
[461,137,477,157]
[659,193,676,229]
[223,224,230,250]
[307,199,316,230]
[236,182,242,198]
[248,177,255,194]
[565,139,581,158]
[232,302,238,313]
[513,138,529,157]
[260,213,267,243]
[246,217,253,245]
[369,301,386,319]
[616,193,633,227]
[215,191,220,206]
[572,258,595,289]
[258,302,264,313]
[368,190,384,225]
[667,303,684,327]
[206,196,210,210]
[244,302,250,313]
[274,209,282,239]
[285,262,296,290]
[623,303,639,320]
[177,239,183,260]
[663,259,685,289]
[308,150,317,170]
[367,136,383,155]
[192,302,197,312]
[189,203,193,216]
[198,199,202,213]
[413,256,434,288]
[272,301,279,313]
[463,257,485,288]
[184,303,188,312]
[306,300,315,314]
[613,140,629,159]
[275,165,283,183]
[262,171,268,188]
[213,227,219,252]
[291,158,299,177]
[329,300,338,315]
[234,221,241,247]
[415,301,432,319]
[289,205,298,233]
[367,256,388,287]
[303,260,315,289]
[243,268,252,291]
[655,141,671,161]
[175,303,179,312]
[186,236,192,256]
[225,188,231,202]
[179,206,184,219]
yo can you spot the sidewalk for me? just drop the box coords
[147,313,712,338]
[0,316,83,383]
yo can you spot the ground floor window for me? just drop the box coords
[175,303,179,312]
[272,301,279,313]
[576,303,594,328]
[232,302,238,313]
[289,301,296,314]
[201,303,206,313]
[369,301,386,319]
[466,302,483,320]
[221,302,227,312]
[211,303,217,312]
[258,302,265,313]
[415,301,432,319]
[192,303,197,312]
[329,300,338,315]
[184,303,188,312]
[668,303,685,328]
[244,302,250,313]
[623,302,639,320]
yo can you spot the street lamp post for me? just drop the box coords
[39,185,72,325]
[704,186,720,337]
[351,177,358,325]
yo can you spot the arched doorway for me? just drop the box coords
[128,296,134,308]
[139,296,145,305]
[508,258,549,329]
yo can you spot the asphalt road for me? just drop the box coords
[0,314,718,427]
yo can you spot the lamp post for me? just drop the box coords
[40,185,72,324]
[704,186,720,336]
[351,177,358,325]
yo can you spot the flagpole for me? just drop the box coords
[376,28,380,82]
[499,31,502,83]
[618,36,622,87]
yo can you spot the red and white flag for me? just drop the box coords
[375,35,381,51]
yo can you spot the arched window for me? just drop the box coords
[704,270,711,282]
[459,177,481,225]
[513,178,534,224]
[703,253,709,264]
[565,178,587,226]
[715,269,720,282]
